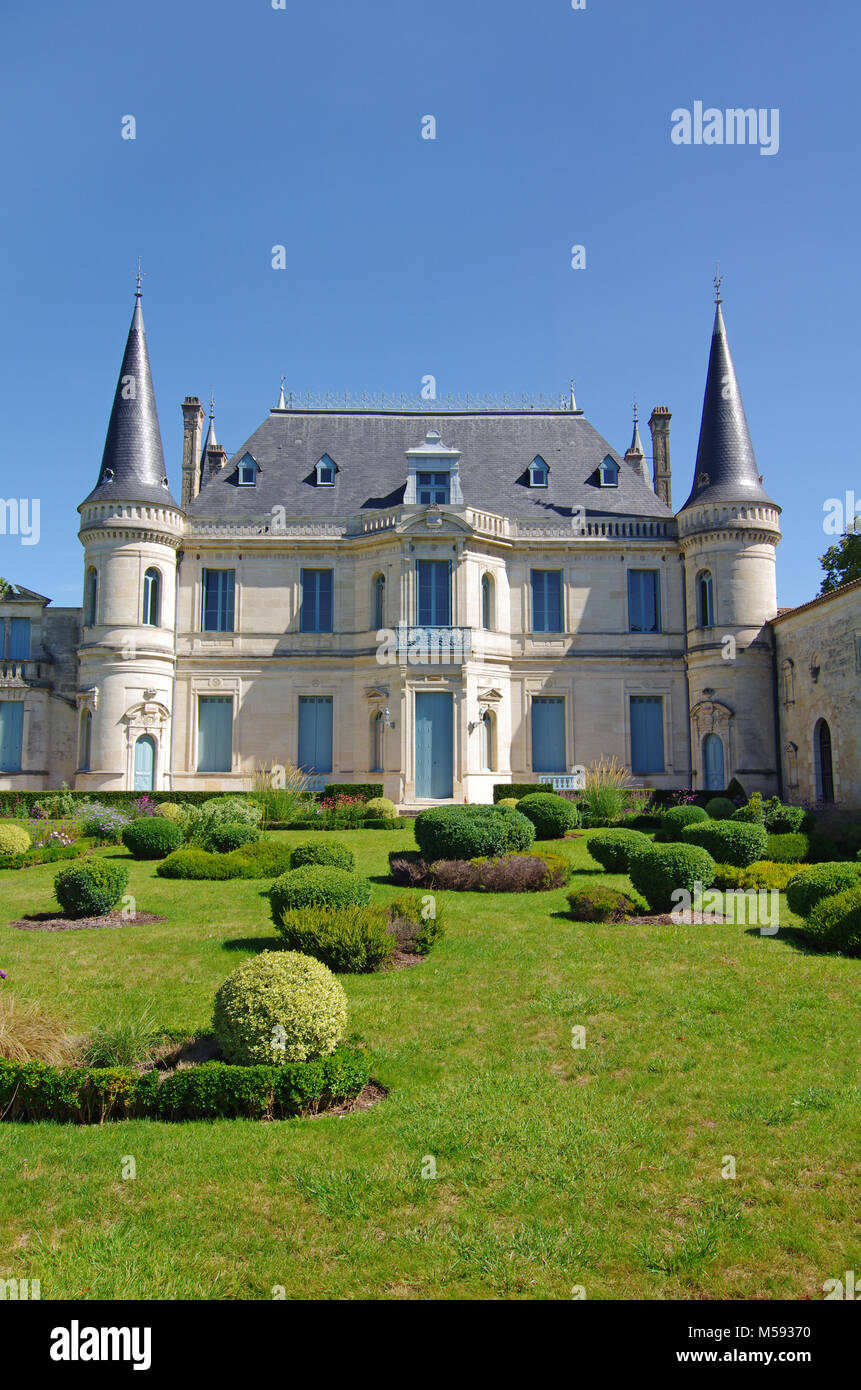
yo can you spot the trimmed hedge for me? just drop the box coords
[121,817,184,860]
[493,784,540,802]
[414,805,535,862]
[566,885,645,923]
[275,904,394,973]
[0,1047,371,1123]
[785,862,861,919]
[704,797,736,820]
[0,791,244,814]
[627,842,716,912]
[516,792,580,839]
[269,866,372,923]
[323,784,383,802]
[0,839,92,872]
[765,832,811,863]
[157,842,295,880]
[804,886,861,955]
[682,819,768,867]
[54,861,129,918]
[289,841,355,872]
[587,828,652,873]
[712,861,799,891]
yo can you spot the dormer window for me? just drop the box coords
[237,453,258,486]
[529,456,549,487]
[598,456,619,487]
[417,471,450,505]
[316,454,336,486]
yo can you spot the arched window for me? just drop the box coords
[79,710,92,773]
[373,574,386,630]
[481,573,495,631]
[697,570,714,628]
[84,567,98,626]
[702,733,724,791]
[814,718,834,803]
[781,659,795,705]
[529,456,549,487]
[142,568,161,627]
[480,710,495,772]
[371,710,384,773]
[598,456,619,487]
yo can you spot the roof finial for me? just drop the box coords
[570,379,577,410]
[633,394,639,425]
[277,375,286,410]
[209,390,215,420]
[136,257,144,299]
[714,262,723,305]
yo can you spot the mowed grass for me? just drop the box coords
[0,827,859,1300]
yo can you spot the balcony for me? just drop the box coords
[0,660,51,688]
[395,625,472,666]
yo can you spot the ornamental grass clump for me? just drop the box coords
[578,756,633,825]
[212,951,348,1065]
[0,992,83,1066]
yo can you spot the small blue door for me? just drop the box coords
[703,734,725,790]
[415,692,453,799]
[532,697,566,773]
[298,696,333,774]
[134,734,155,791]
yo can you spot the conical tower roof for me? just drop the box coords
[681,298,774,510]
[83,287,177,507]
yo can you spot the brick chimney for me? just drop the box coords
[181,397,205,509]
[648,406,672,508]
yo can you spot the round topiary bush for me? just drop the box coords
[54,861,129,918]
[155,801,185,823]
[205,822,259,854]
[414,805,535,862]
[587,828,651,873]
[269,865,371,924]
[803,885,861,955]
[364,796,397,821]
[121,816,184,860]
[661,805,709,840]
[704,797,735,820]
[212,950,348,1064]
[516,792,580,839]
[627,842,716,913]
[681,819,768,867]
[289,841,355,872]
[785,862,861,919]
[0,824,32,856]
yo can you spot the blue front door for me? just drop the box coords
[298,696,333,774]
[415,692,453,799]
[703,734,725,790]
[134,735,155,791]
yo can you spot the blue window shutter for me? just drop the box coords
[319,569,333,632]
[531,571,545,631]
[417,561,450,626]
[0,702,24,772]
[629,571,660,633]
[301,571,333,633]
[532,571,562,632]
[703,734,725,790]
[9,619,30,660]
[197,696,232,773]
[531,697,566,772]
[548,572,562,631]
[298,696,333,773]
[203,571,235,632]
[630,697,664,774]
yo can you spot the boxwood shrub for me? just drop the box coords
[157,842,295,881]
[289,841,355,872]
[662,805,709,838]
[492,784,540,802]
[414,804,535,861]
[364,796,397,821]
[712,861,799,891]
[803,885,861,955]
[627,842,716,912]
[704,797,736,820]
[765,832,811,863]
[269,865,372,923]
[275,904,394,973]
[762,798,806,833]
[785,862,861,919]
[121,817,184,860]
[682,819,768,867]
[516,792,579,839]
[588,828,651,872]
[566,885,645,922]
[54,860,129,918]
[213,950,348,1065]
[205,822,259,853]
[0,824,31,855]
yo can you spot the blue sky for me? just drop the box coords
[1,0,857,608]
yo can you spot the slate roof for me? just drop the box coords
[82,294,177,508]
[186,409,673,522]
[681,302,775,510]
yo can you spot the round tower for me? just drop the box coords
[76,280,184,792]
[679,287,781,796]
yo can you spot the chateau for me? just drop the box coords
[1,285,859,808]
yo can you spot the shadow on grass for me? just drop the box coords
[222,935,283,954]
[743,924,821,955]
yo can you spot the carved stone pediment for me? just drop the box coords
[123,700,171,729]
[690,699,733,735]
[477,687,503,705]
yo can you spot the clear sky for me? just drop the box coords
[1,0,857,609]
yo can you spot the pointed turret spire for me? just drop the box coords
[276,376,287,410]
[84,280,176,506]
[627,399,645,457]
[201,393,218,455]
[681,286,773,510]
[625,399,651,487]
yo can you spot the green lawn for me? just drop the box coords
[0,828,858,1300]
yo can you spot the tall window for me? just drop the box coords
[202,569,235,632]
[417,560,451,626]
[697,570,714,628]
[142,568,161,627]
[9,618,30,660]
[481,573,494,631]
[480,710,495,771]
[373,574,386,630]
[298,696,333,774]
[371,710,384,772]
[814,718,834,803]
[84,567,98,626]
[630,696,664,774]
[300,569,334,633]
[197,696,233,773]
[531,696,566,772]
[628,570,661,633]
[417,472,450,505]
[531,570,563,633]
[79,710,92,772]
[702,732,724,790]
[0,701,24,772]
